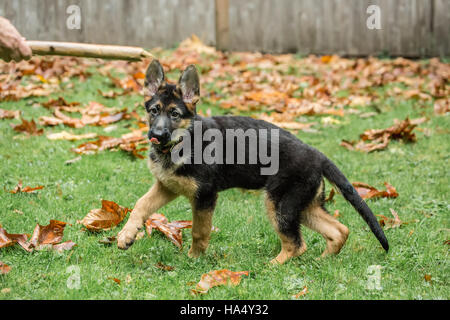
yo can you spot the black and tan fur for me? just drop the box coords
[117,60,389,264]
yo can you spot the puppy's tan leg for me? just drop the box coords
[270,233,307,265]
[188,202,215,258]
[118,180,177,249]
[302,205,349,257]
[265,194,307,265]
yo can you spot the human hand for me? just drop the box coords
[0,17,32,62]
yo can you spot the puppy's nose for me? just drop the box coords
[149,128,170,144]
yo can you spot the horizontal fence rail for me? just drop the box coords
[0,0,448,57]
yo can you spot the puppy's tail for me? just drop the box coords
[322,157,389,252]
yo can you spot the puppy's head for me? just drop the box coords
[144,60,199,151]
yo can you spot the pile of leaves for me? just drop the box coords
[1,36,447,160]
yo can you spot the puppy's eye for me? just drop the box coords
[171,110,180,119]
[149,106,159,116]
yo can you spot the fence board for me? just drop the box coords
[0,0,448,56]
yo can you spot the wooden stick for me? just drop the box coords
[26,41,153,61]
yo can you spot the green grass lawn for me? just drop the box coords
[0,60,449,300]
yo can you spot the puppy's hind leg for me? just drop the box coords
[118,180,178,249]
[302,205,349,257]
[265,193,307,265]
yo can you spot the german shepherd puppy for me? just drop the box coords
[117,60,389,264]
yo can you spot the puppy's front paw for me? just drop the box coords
[188,246,205,258]
[117,227,137,250]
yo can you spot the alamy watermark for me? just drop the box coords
[366,5,382,30]
[66,265,81,290]
[169,121,280,175]
[66,5,81,30]
[366,265,382,290]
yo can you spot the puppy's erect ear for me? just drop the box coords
[144,59,165,98]
[178,65,200,110]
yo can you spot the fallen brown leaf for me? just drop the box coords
[341,117,426,152]
[97,89,128,99]
[257,113,316,131]
[325,188,335,202]
[0,108,20,119]
[109,277,121,285]
[8,180,44,194]
[191,269,249,294]
[28,220,67,248]
[0,261,11,275]
[434,99,449,115]
[0,227,30,251]
[377,208,403,229]
[72,131,147,159]
[155,262,175,271]
[78,200,130,231]
[47,131,97,141]
[11,118,43,136]
[292,286,308,299]
[42,97,80,109]
[50,240,77,253]
[145,213,192,249]
[352,182,398,200]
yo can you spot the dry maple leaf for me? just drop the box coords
[0,261,11,275]
[191,269,249,294]
[377,208,403,229]
[78,200,130,231]
[8,180,44,194]
[145,213,192,249]
[28,220,68,248]
[11,118,43,136]
[352,182,398,200]
[0,227,30,252]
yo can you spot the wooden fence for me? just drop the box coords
[1,0,448,57]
